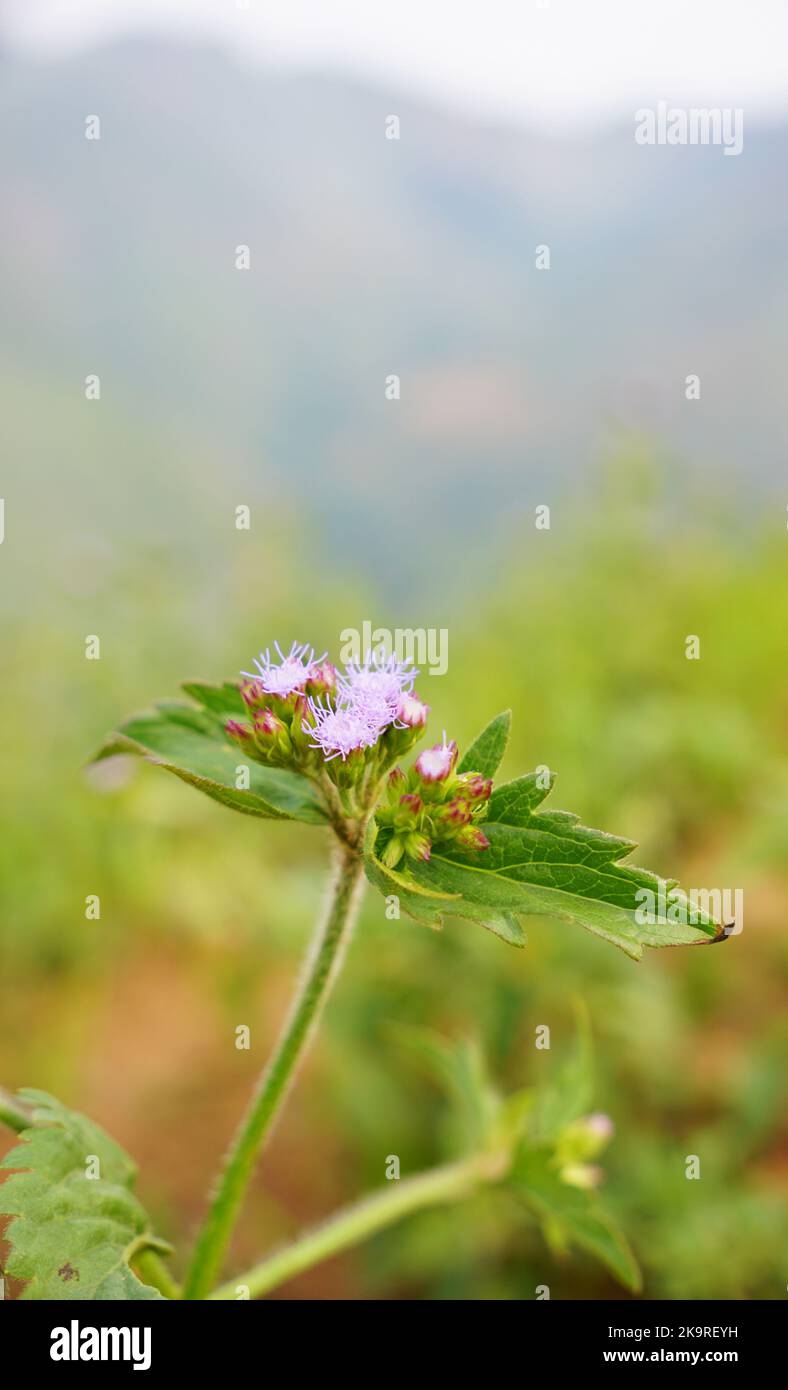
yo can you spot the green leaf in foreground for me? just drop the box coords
[366,762,726,959]
[0,1090,169,1300]
[89,686,326,825]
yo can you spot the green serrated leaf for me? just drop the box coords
[0,1090,168,1300]
[458,710,511,779]
[366,753,724,958]
[90,703,326,825]
[403,794,723,959]
[510,1145,642,1292]
[363,821,527,947]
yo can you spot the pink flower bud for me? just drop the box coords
[442,797,472,826]
[240,679,266,709]
[415,733,458,783]
[254,709,284,738]
[306,661,338,698]
[385,767,407,803]
[396,693,430,728]
[405,832,431,862]
[225,719,251,742]
[456,825,490,852]
[457,773,492,802]
[395,792,424,831]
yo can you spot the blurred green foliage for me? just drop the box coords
[1,446,786,1299]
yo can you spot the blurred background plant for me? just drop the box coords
[1,12,787,1299]
[2,450,786,1298]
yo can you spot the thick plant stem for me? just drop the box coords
[208,1153,496,1300]
[183,843,366,1300]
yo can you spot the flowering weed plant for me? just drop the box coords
[0,639,726,1300]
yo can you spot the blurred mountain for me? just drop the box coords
[1,36,786,594]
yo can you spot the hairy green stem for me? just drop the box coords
[133,1248,182,1300]
[208,1152,496,1300]
[183,842,366,1299]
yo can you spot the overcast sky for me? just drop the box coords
[4,0,788,129]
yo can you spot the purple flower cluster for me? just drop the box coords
[228,640,430,766]
[309,650,426,762]
[306,696,383,764]
[225,637,492,861]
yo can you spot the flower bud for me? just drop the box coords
[225,718,252,744]
[253,708,292,758]
[454,825,490,852]
[404,832,431,862]
[306,660,337,699]
[456,772,492,803]
[385,766,407,801]
[240,679,267,710]
[396,693,430,728]
[266,689,302,721]
[559,1113,615,1163]
[415,734,458,783]
[438,796,472,827]
[381,835,405,869]
[254,708,282,736]
[560,1163,604,1191]
[393,792,423,832]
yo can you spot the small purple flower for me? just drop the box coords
[339,651,418,725]
[242,641,325,699]
[415,731,458,783]
[307,696,386,762]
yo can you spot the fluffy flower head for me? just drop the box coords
[242,641,324,699]
[307,695,387,762]
[339,650,418,725]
